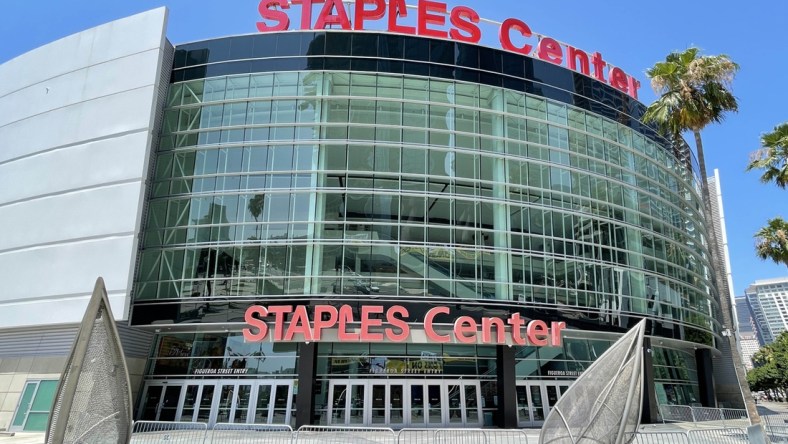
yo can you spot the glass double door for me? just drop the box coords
[516,382,569,427]
[139,379,294,426]
[328,380,481,428]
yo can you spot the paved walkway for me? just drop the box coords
[1,405,785,444]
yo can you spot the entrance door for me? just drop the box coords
[139,380,294,426]
[329,382,367,425]
[328,380,481,428]
[516,382,570,427]
[138,383,182,422]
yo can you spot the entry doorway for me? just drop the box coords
[328,379,482,428]
[138,379,295,426]
[516,381,570,427]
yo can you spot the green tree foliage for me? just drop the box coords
[747,123,788,189]
[754,217,788,268]
[747,123,788,267]
[643,47,738,191]
[747,332,788,394]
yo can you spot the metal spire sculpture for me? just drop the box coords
[46,278,133,444]
[539,319,647,444]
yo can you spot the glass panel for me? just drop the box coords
[427,384,442,424]
[272,384,290,424]
[448,384,462,424]
[530,386,544,421]
[216,385,234,423]
[516,386,530,423]
[371,384,386,425]
[29,380,56,414]
[197,385,215,423]
[11,382,37,427]
[160,385,183,422]
[255,385,272,424]
[349,384,365,425]
[234,385,252,423]
[181,385,200,421]
[464,384,479,425]
[390,384,404,424]
[332,384,347,425]
[546,385,560,411]
[22,412,49,432]
[410,385,425,425]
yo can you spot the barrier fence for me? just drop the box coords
[129,424,530,444]
[631,428,749,444]
[130,421,209,444]
[659,405,749,428]
[131,422,788,444]
[209,423,294,444]
[130,423,787,444]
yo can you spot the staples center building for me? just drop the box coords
[0,3,740,432]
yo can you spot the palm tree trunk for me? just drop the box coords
[693,130,761,424]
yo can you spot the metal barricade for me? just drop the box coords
[719,409,749,428]
[434,428,487,444]
[686,428,748,444]
[691,407,724,423]
[660,405,694,423]
[397,428,435,444]
[130,421,208,444]
[209,423,294,444]
[295,425,397,444]
[396,428,529,444]
[629,431,690,444]
[763,413,788,427]
[766,425,788,443]
[483,429,530,444]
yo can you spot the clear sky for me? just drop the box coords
[2,1,786,296]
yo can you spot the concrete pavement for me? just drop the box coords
[1,405,786,444]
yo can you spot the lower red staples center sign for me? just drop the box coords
[243,304,566,346]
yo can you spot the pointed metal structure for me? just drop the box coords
[46,278,133,444]
[539,319,647,444]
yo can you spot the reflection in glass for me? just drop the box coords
[255,385,272,423]
[427,384,442,424]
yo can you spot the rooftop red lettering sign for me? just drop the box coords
[256,0,641,99]
[243,304,567,346]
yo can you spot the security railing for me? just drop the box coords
[209,423,294,444]
[128,422,771,444]
[295,425,397,444]
[631,428,749,444]
[130,421,209,444]
[659,405,749,428]
[686,428,749,444]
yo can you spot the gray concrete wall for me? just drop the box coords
[0,7,169,328]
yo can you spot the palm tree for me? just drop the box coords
[248,194,265,239]
[747,123,788,189]
[643,48,759,421]
[643,47,738,190]
[755,217,788,268]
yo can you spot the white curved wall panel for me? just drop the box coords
[0,8,170,328]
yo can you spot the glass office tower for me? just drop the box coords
[131,31,721,427]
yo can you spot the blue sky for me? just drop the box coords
[2,1,786,296]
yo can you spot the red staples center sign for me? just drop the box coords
[243,304,567,346]
[256,0,642,99]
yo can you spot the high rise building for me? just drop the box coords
[745,277,788,345]
[735,297,756,336]
[738,333,761,370]
[707,170,746,407]
[0,5,739,432]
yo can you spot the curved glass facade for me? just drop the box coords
[132,31,722,425]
